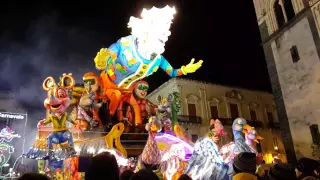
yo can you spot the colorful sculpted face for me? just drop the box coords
[209,119,228,137]
[246,129,257,140]
[83,72,100,93]
[43,74,75,114]
[244,127,263,143]
[163,119,172,132]
[128,6,176,55]
[232,118,248,132]
[134,81,149,99]
[146,116,162,136]
[156,94,173,121]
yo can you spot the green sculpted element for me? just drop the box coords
[171,92,181,126]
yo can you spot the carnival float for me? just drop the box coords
[18,5,267,180]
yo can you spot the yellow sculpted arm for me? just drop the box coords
[180,58,203,75]
[94,42,119,70]
[43,116,52,125]
[94,48,115,70]
[67,116,76,125]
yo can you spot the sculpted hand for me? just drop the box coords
[75,122,84,132]
[37,120,45,129]
[181,58,203,75]
[211,135,219,143]
[90,120,98,127]
[94,48,110,70]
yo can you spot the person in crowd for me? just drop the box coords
[120,170,134,180]
[296,157,319,180]
[177,174,192,180]
[267,163,296,180]
[315,161,320,178]
[302,177,318,180]
[130,169,159,180]
[85,151,120,180]
[232,152,258,180]
[17,173,50,180]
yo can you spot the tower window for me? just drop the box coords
[188,103,197,117]
[290,45,300,63]
[250,110,257,121]
[310,124,320,145]
[257,140,262,153]
[229,103,239,119]
[273,138,279,152]
[274,0,285,28]
[191,134,198,143]
[284,0,295,21]
[210,105,219,119]
[267,112,274,123]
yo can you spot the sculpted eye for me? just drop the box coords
[57,89,66,98]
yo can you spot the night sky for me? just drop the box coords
[0,0,271,113]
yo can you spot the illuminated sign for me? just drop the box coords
[0,126,20,168]
[0,112,26,120]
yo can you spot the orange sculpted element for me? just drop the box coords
[166,69,172,74]
[110,64,115,71]
[100,71,142,124]
[105,49,111,56]
[111,52,117,60]
[75,120,89,131]
[83,72,104,127]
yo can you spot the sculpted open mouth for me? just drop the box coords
[158,109,167,116]
[50,104,61,109]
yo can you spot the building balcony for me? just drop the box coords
[216,118,263,128]
[247,120,263,128]
[178,115,202,124]
[218,118,234,126]
[268,121,280,129]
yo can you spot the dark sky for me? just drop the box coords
[0,0,271,113]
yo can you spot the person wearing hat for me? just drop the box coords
[232,152,258,180]
[267,163,296,180]
[296,157,319,180]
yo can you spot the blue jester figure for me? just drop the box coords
[94,6,203,124]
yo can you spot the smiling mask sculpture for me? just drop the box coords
[37,73,79,160]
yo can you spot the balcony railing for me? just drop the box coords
[178,115,202,124]
[216,118,263,128]
[218,118,234,125]
[247,120,263,128]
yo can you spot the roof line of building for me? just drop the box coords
[147,77,272,98]
[147,78,176,98]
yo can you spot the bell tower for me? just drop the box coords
[253,0,320,163]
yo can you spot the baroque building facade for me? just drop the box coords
[148,78,286,163]
[252,0,320,162]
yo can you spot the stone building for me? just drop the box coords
[147,78,287,163]
[252,0,320,162]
